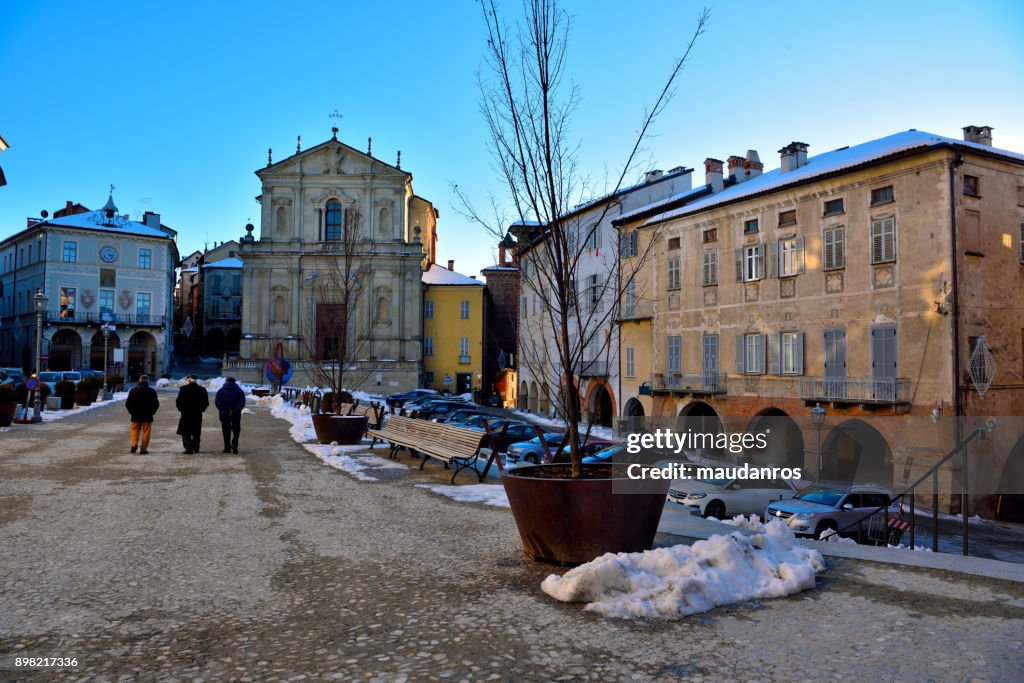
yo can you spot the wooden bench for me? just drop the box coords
[366,415,499,484]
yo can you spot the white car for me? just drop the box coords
[668,475,802,519]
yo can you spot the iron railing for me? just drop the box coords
[651,372,727,394]
[799,377,911,403]
[580,359,609,377]
[45,311,165,327]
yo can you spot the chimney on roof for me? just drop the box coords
[704,158,724,192]
[447,259,455,271]
[668,165,687,175]
[644,169,664,183]
[779,142,809,173]
[743,150,763,179]
[65,200,73,214]
[963,125,993,147]
[144,211,161,229]
[727,155,746,183]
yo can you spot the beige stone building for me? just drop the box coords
[233,130,437,392]
[617,127,1024,518]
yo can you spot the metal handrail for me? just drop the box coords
[828,427,986,554]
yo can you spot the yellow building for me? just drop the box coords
[422,260,486,395]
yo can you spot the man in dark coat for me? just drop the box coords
[215,377,246,454]
[125,375,159,454]
[175,375,209,454]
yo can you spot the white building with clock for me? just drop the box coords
[0,194,179,379]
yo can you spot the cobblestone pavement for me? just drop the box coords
[1,392,1022,682]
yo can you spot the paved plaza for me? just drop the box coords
[1,391,1023,681]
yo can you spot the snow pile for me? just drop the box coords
[303,443,405,482]
[819,529,857,544]
[508,410,616,442]
[720,514,765,532]
[416,483,509,508]
[155,377,174,388]
[267,394,317,443]
[541,518,825,619]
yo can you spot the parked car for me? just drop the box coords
[472,421,540,455]
[547,437,616,463]
[418,400,475,420]
[386,388,438,408]
[73,368,105,382]
[0,368,25,384]
[435,408,490,424]
[404,396,465,414]
[506,432,566,464]
[765,483,898,540]
[669,474,803,519]
[61,371,83,384]
[37,371,63,394]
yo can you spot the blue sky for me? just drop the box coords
[2,0,1022,277]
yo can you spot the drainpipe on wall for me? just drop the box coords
[949,153,968,551]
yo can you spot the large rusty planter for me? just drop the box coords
[0,402,16,427]
[502,463,671,564]
[311,414,368,445]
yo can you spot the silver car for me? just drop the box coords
[669,475,802,519]
[765,483,898,539]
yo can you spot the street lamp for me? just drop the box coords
[811,402,827,480]
[33,288,48,422]
[101,323,113,396]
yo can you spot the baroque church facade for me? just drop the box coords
[237,129,437,392]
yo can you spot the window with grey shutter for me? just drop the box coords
[1019,222,1024,263]
[667,257,680,290]
[667,336,681,373]
[769,333,781,375]
[871,217,896,263]
[823,227,845,270]
[734,334,745,373]
[780,331,804,374]
[735,248,744,282]
[702,251,718,286]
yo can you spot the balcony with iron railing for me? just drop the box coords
[45,311,166,327]
[651,372,727,395]
[799,377,911,404]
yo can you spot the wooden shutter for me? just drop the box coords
[735,248,744,282]
[735,334,745,373]
[823,229,835,270]
[795,236,805,273]
[872,217,896,263]
[769,333,781,375]
[768,241,779,278]
[795,331,805,375]
[755,244,765,279]
[756,334,767,374]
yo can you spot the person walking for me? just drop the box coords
[175,375,209,454]
[125,375,159,454]
[215,376,246,454]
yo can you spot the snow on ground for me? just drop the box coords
[27,392,129,424]
[541,518,825,619]
[262,393,406,480]
[416,483,509,508]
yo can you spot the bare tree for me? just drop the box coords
[456,0,709,477]
[299,208,376,411]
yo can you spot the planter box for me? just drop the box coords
[502,463,670,564]
[311,414,368,445]
[75,390,93,407]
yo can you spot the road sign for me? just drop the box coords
[25,377,39,391]
[445,374,452,384]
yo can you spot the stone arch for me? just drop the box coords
[623,397,645,433]
[746,407,805,469]
[89,330,121,371]
[49,328,82,371]
[585,380,615,428]
[518,380,529,411]
[128,331,158,380]
[678,401,725,457]
[995,434,1024,522]
[528,380,539,413]
[821,419,894,487]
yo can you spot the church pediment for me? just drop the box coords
[257,138,408,179]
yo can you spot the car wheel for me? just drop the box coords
[525,454,537,464]
[704,500,726,520]
[815,520,838,540]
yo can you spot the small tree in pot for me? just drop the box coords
[55,380,76,409]
[456,0,709,563]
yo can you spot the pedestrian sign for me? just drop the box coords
[445,374,452,384]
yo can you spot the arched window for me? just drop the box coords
[325,201,343,240]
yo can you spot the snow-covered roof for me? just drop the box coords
[203,256,243,269]
[481,265,517,271]
[635,129,1024,226]
[617,184,710,223]
[422,263,484,286]
[38,209,173,239]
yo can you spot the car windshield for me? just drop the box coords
[699,477,731,486]
[796,486,845,506]
[39,372,61,382]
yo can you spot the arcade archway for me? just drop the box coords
[821,419,894,487]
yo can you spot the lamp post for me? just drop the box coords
[101,323,112,395]
[33,288,48,422]
[811,402,827,480]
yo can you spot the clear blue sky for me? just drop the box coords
[2,0,1022,277]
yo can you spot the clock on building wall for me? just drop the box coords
[100,246,119,263]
